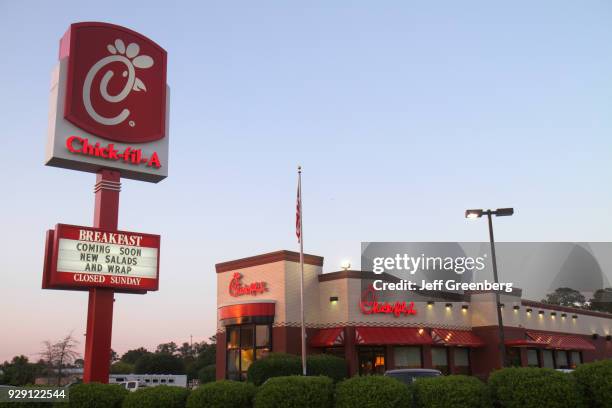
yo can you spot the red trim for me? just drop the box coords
[310,328,344,347]
[219,303,275,320]
[431,328,485,348]
[355,327,432,345]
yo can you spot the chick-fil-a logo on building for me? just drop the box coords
[360,285,417,317]
[229,273,268,297]
[62,22,167,143]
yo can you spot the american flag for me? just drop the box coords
[296,172,302,243]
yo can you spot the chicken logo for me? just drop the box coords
[62,22,167,143]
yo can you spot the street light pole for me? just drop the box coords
[465,207,514,370]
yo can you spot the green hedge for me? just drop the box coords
[488,367,582,408]
[66,383,128,408]
[197,364,216,384]
[253,376,334,408]
[122,385,190,408]
[573,360,612,408]
[335,375,412,408]
[306,355,347,383]
[246,353,301,386]
[246,353,348,385]
[186,380,256,408]
[413,375,491,408]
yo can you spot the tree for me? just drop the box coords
[0,356,39,386]
[134,353,185,374]
[155,342,178,355]
[110,349,119,363]
[589,288,612,313]
[40,333,81,386]
[541,287,586,308]
[186,336,217,380]
[110,361,134,374]
[120,347,151,365]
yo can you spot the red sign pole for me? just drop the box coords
[83,169,120,383]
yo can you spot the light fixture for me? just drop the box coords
[465,209,483,219]
[445,303,453,309]
[592,333,599,340]
[526,308,532,314]
[499,303,505,309]
[572,315,578,320]
[561,313,567,318]
[538,311,545,316]
[427,301,435,307]
[418,328,424,335]
[551,312,556,317]
[513,305,520,311]
[340,260,351,271]
[329,296,338,304]
[462,305,469,311]
[606,335,611,341]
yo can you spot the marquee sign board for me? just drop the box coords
[43,224,160,292]
[45,22,169,183]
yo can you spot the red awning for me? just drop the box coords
[505,339,545,348]
[526,331,595,351]
[431,329,485,348]
[355,327,433,345]
[310,328,344,347]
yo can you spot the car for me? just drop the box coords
[384,368,442,385]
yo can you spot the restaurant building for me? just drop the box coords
[215,250,612,380]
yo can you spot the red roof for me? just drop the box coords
[431,329,485,347]
[526,331,595,351]
[310,328,344,347]
[355,327,432,345]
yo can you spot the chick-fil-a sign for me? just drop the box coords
[359,285,417,317]
[229,272,268,297]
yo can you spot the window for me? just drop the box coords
[431,348,449,375]
[358,347,386,375]
[160,379,166,383]
[454,348,470,375]
[570,351,582,367]
[505,347,521,367]
[527,348,540,367]
[226,324,272,380]
[542,350,554,368]
[555,351,569,369]
[169,379,174,383]
[394,346,422,369]
[322,347,345,359]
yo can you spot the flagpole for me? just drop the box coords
[298,166,307,376]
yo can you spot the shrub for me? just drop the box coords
[253,376,334,408]
[413,375,491,408]
[66,382,128,408]
[186,380,256,408]
[134,353,185,374]
[197,364,216,384]
[488,367,582,408]
[573,360,612,408]
[306,354,347,382]
[335,375,412,408]
[122,385,190,408]
[246,353,301,386]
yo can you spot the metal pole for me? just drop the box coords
[83,169,120,383]
[487,211,506,368]
[298,168,307,376]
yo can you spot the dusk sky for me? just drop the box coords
[1,1,612,362]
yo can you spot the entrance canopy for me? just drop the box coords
[431,328,485,347]
[355,327,432,345]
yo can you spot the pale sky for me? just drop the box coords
[1,1,612,362]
